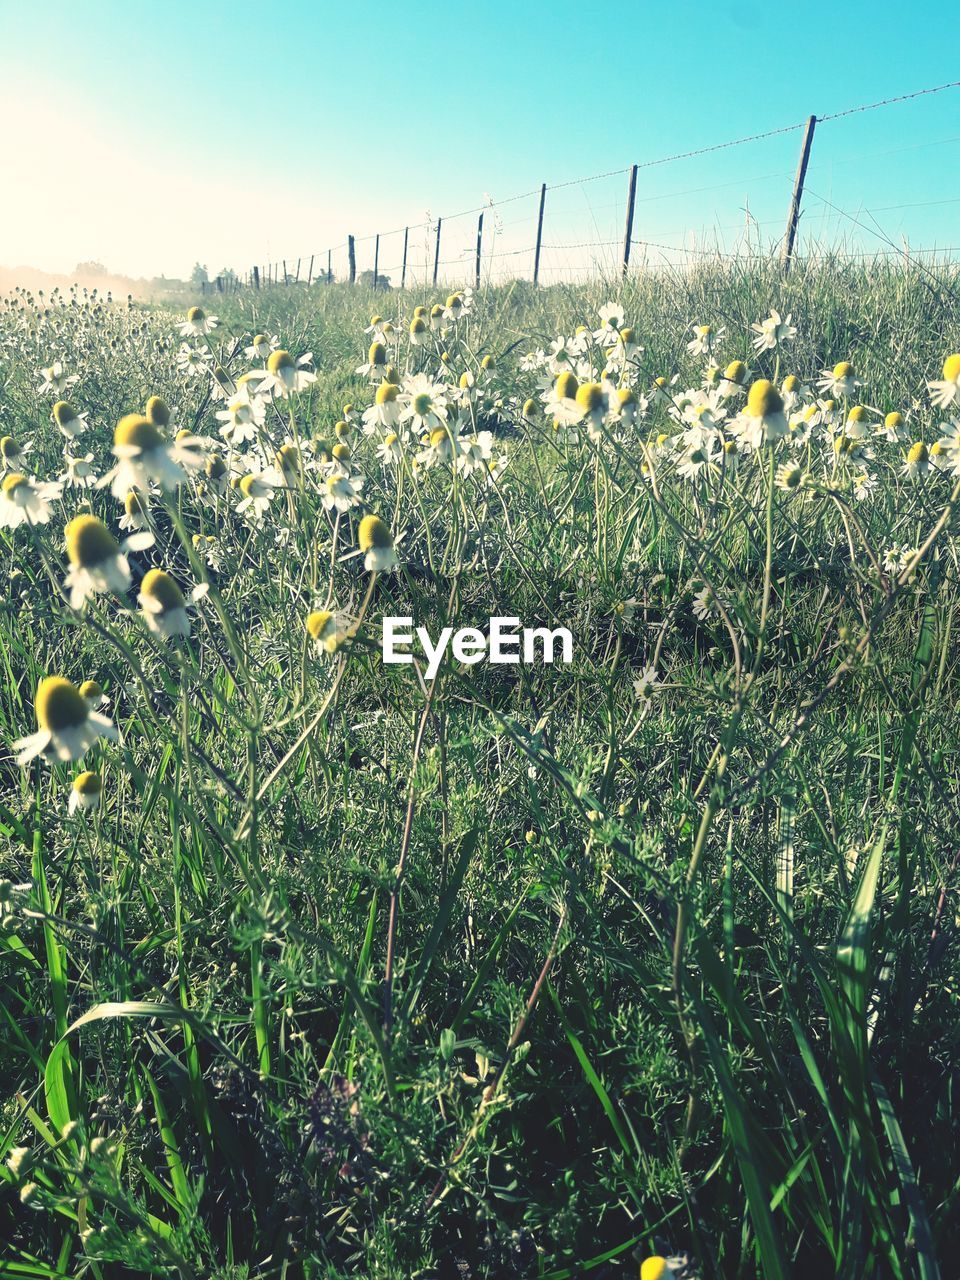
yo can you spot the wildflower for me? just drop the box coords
[119,489,151,533]
[730,379,787,449]
[244,332,277,360]
[543,371,583,426]
[258,350,317,398]
[0,436,32,472]
[692,585,721,622]
[593,301,625,346]
[101,414,202,499]
[356,341,388,379]
[63,514,148,608]
[400,374,449,432]
[928,353,960,410]
[138,569,205,638]
[409,315,429,346]
[362,381,402,432]
[306,609,348,654]
[750,309,796,351]
[376,431,404,465]
[687,323,723,357]
[322,471,364,512]
[429,303,445,331]
[13,676,118,765]
[79,679,106,708]
[178,306,218,336]
[456,431,495,476]
[818,360,859,399]
[236,471,278,521]
[841,405,871,439]
[0,474,62,528]
[62,452,97,488]
[876,410,908,443]
[717,360,748,399]
[417,425,458,468]
[68,771,102,815]
[202,452,230,494]
[902,440,930,479]
[853,470,878,501]
[216,396,264,445]
[775,462,804,492]
[38,361,79,395]
[633,666,661,702]
[358,514,398,571]
[52,400,88,440]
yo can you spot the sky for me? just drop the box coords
[1,0,958,284]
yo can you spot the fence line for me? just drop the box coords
[200,79,960,294]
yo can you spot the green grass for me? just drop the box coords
[0,259,959,1278]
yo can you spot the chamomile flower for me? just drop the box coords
[63,514,148,608]
[52,400,88,440]
[818,361,859,399]
[62,452,97,488]
[717,360,748,399]
[455,431,495,476]
[639,1257,683,1280]
[358,514,398,571]
[119,489,151,533]
[38,361,79,396]
[68,771,102,815]
[138,569,205,639]
[875,410,908,443]
[13,676,118,765]
[0,474,62,528]
[376,431,405,465]
[687,323,722,358]
[202,452,230,495]
[633,665,661,703]
[593,302,625,346]
[750,308,796,351]
[79,680,107,708]
[244,332,278,361]
[417,425,459,467]
[409,315,429,347]
[853,470,878,501]
[236,471,279,522]
[0,436,32,473]
[101,414,202,499]
[400,375,449,432]
[779,375,806,413]
[902,440,931,479]
[356,341,389,380]
[362,381,402,432]
[575,381,609,437]
[775,462,805,493]
[322,471,364,513]
[691,585,721,622]
[544,371,583,426]
[927,353,960,409]
[216,396,265,446]
[258,350,317,398]
[179,306,218,336]
[730,379,788,450]
[306,609,348,654]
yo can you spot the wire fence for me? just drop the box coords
[207,80,960,294]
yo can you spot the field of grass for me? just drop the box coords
[1,260,959,1279]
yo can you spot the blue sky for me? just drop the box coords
[2,0,958,281]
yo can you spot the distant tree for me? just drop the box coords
[359,270,392,290]
[190,263,209,287]
[74,260,107,276]
[218,267,238,286]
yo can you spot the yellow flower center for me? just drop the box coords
[375,382,399,406]
[267,349,296,374]
[724,361,746,383]
[72,771,102,797]
[206,454,227,479]
[79,679,103,702]
[368,342,387,367]
[1,473,28,496]
[410,317,427,335]
[186,306,205,323]
[306,610,334,641]
[125,490,147,516]
[555,372,579,401]
[943,354,960,382]
[847,405,868,423]
[358,514,392,551]
[907,441,929,465]
[277,444,300,473]
[65,515,119,568]
[53,400,77,427]
[885,412,904,429]
[413,392,434,416]
[145,395,170,427]
[782,375,799,393]
[832,361,853,379]
[746,379,784,419]
[332,442,350,461]
[576,382,605,413]
[1,437,22,460]
[480,354,495,370]
[35,677,88,731]
[114,414,163,453]
[140,569,185,612]
[430,427,449,448]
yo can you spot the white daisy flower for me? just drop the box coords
[927,354,960,410]
[632,665,661,702]
[62,452,98,488]
[0,474,62,528]
[357,515,398,571]
[100,413,203,500]
[38,361,79,396]
[13,677,118,765]
[687,324,723,358]
[257,350,317,399]
[62,514,151,609]
[322,472,364,512]
[400,374,449,433]
[593,302,625,347]
[750,309,796,352]
[68,771,102,815]
[52,400,88,440]
[817,361,859,399]
[138,569,206,639]
[729,380,788,451]
[178,306,218,336]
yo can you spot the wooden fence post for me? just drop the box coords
[622,164,638,277]
[401,226,409,290]
[295,257,301,283]
[475,212,484,289]
[307,254,314,285]
[533,183,547,285]
[327,249,332,283]
[282,259,288,284]
[373,234,380,289]
[432,217,442,287]
[253,265,260,289]
[781,115,817,272]
[348,236,356,283]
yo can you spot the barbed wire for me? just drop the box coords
[249,79,960,284]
